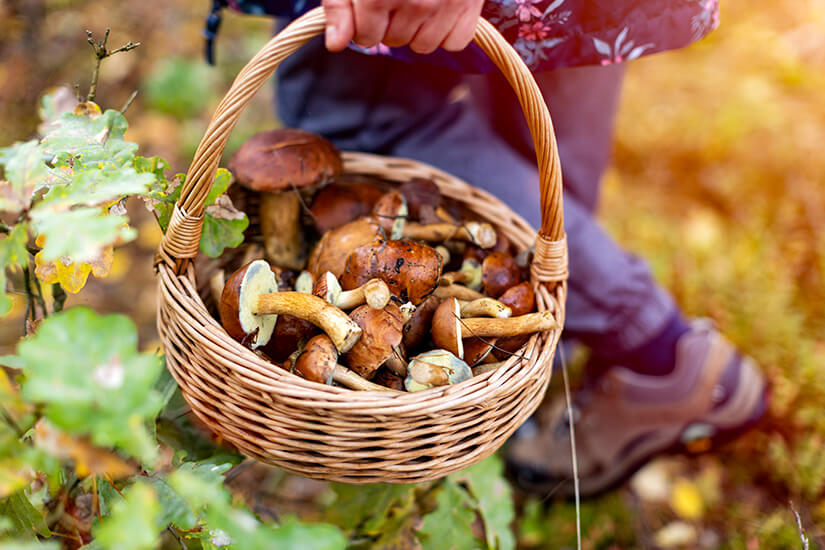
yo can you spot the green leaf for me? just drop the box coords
[199,214,248,258]
[0,492,50,540]
[93,482,161,550]
[30,207,134,263]
[16,307,164,464]
[0,224,29,315]
[450,456,515,550]
[39,167,153,211]
[327,484,416,533]
[144,476,198,530]
[204,168,232,206]
[417,482,482,550]
[40,110,136,171]
[0,141,46,213]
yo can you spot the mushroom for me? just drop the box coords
[463,231,512,263]
[312,272,391,310]
[372,367,406,391]
[404,350,472,392]
[294,270,315,293]
[402,221,497,249]
[459,298,511,319]
[310,179,385,233]
[342,303,407,378]
[481,252,521,298]
[402,295,440,354]
[340,239,442,305]
[229,129,342,270]
[262,315,319,363]
[432,297,557,359]
[435,245,451,265]
[372,191,408,240]
[498,281,536,317]
[293,334,397,391]
[398,178,441,220]
[307,216,382,278]
[220,260,361,352]
[439,258,482,290]
[433,284,485,301]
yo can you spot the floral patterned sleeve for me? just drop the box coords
[218,0,720,73]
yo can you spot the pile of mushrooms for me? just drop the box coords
[217,130,555,393]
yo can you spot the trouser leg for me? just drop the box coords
[275,39,674,356]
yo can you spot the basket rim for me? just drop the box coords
[158,151,565,408]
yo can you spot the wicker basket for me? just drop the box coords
[155,7,568,484]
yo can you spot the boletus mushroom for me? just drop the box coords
[342,303,407,378]
[432,297,557,359]
[404,349,472,392]
[307,216,382,278]
[313,272,391,310]
[439,258,482,290]
[229,129,342,270]
[340,239,443,305]
[481,252,522,298]
[402,221,497,249]
[310,179,385,233]
[293,334,397,391]
[402,295,440,354]
[220,260,361,353]
[372,191,408,240]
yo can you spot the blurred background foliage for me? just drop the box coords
[2,0,824,547]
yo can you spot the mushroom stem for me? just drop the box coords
[459,298,512,319]
[255,292,362,352]
[434,285,485,301]
[260,192,306,270]
[439,259,481,289]
[459,311,558,338]
[333,365,401,392]
[402,221,497,249]
[337,278,391,310]
[435,246,451,265]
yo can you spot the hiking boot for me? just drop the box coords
[505,320,768,498]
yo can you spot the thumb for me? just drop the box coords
[323,0,355,52]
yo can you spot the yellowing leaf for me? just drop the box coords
[33,420,136,479]
[0,458,34,498]
[670,479,705,520]
[34,240,114,293]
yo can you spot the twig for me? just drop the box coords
[30,267,47,318]
[120,90,139,114]
[21,267,34,335]
[85,29,141,102]
[167,525,186,549]
[790,500,810,550]
[52,283,67,313]
[559,345,581,550]
[0,406,24,438]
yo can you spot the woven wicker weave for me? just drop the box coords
[155,7,568,484]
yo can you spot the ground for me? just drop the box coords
[2,0,824,547]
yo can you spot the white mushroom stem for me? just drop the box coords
[337,279,391,310]
[294,271,315,293]
[333,365,401,392]
[255,292,362,353]
[459,311,558,338]
[459,298,511,319]
[434,285,485,301]
[439,259,481,289]
[402,221,497,249]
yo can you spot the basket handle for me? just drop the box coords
[158,7,567,284]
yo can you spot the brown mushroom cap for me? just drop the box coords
[340,239,443,305]
[431,298,464,359]
[398,178,441,220]
[219,260,279,348]
[262,315,319,363]
[372,191,408,239]
[498,281,536,317]
[463,337,496,366]
[294,334,338,384]
[307,217,382,278]
[481,252,522,298]
[402,295,441,353]
[342,304,405,379]
[228,129,342,192]
[372,367,406,391]
[310,180,385,233]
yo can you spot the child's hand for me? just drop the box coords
[323,0,484,54]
